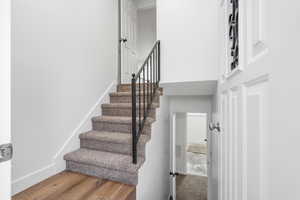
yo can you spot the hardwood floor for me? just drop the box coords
[12,171,136,200]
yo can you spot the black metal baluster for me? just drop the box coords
[155,50,156,89]
[152,52,154,96]
[157,45,159,85]
[150,54,153,101]
[131,74,137,164]
[147,60,150,110]
[152,53,154,99]
[152,52,154,95]
[158,41,161,82]
[131,41,161,164]
[139,76,141,132]
[154,48,157,89]
[154,51,156,92]
[143,68,146,121]
[154,47,156,87]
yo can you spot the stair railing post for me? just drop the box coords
[131,74,137,164]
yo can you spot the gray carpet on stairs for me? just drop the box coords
[63,85,162,185]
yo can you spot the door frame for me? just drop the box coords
[169,112,211,200]
[118,0,122,84]
[169,113,177,200]
[117,0,138,84]
[0,0,12,199]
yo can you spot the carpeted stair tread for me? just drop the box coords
[117,84,163,93]
[92,115,155,124]
[79,130,150,144]
[102,103,159,109]
[64,148,144,174]
[110,91,162,97]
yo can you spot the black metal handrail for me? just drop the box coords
[131,40,161,164]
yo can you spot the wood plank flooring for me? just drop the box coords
[12,171,135,200]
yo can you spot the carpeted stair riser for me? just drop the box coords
[80,139,146,157]
[102,105,156,119]
[64,148,145,185]
[66,161,139,185]
[117,84,161,93]
[110,93,160,104]
[92,120,152,135]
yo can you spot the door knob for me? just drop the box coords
[170,172,179,177]
[120,38,128,43]
[209,122,221,132]
[0,143,13,163]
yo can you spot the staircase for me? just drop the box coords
[64,41,161,186]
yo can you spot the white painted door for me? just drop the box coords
[218,0,300,200]
[0,0,11,199]
[218,0,270,200]
[121,0,138,83]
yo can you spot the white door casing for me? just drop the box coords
[121,0,138,83]
[169,112,189,199]
[171,112,211,199]
[0,0,11,199]
[218,0,270,200]
[210,113,220,200]
[170,114,176,199]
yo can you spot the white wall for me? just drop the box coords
[187,113,207,144]
[268,2,300,199]
[137,8,157,61]
[157,0,219,83]
[137,95,170,200]
[12,0,118,194]
[169,96,213,122]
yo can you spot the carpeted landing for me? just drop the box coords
[176,174,208,200]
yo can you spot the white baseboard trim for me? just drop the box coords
[12,163,56,195]
[12,81,116,195]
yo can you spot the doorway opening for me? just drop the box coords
[171,112,208,200]
[118,0,157,83]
